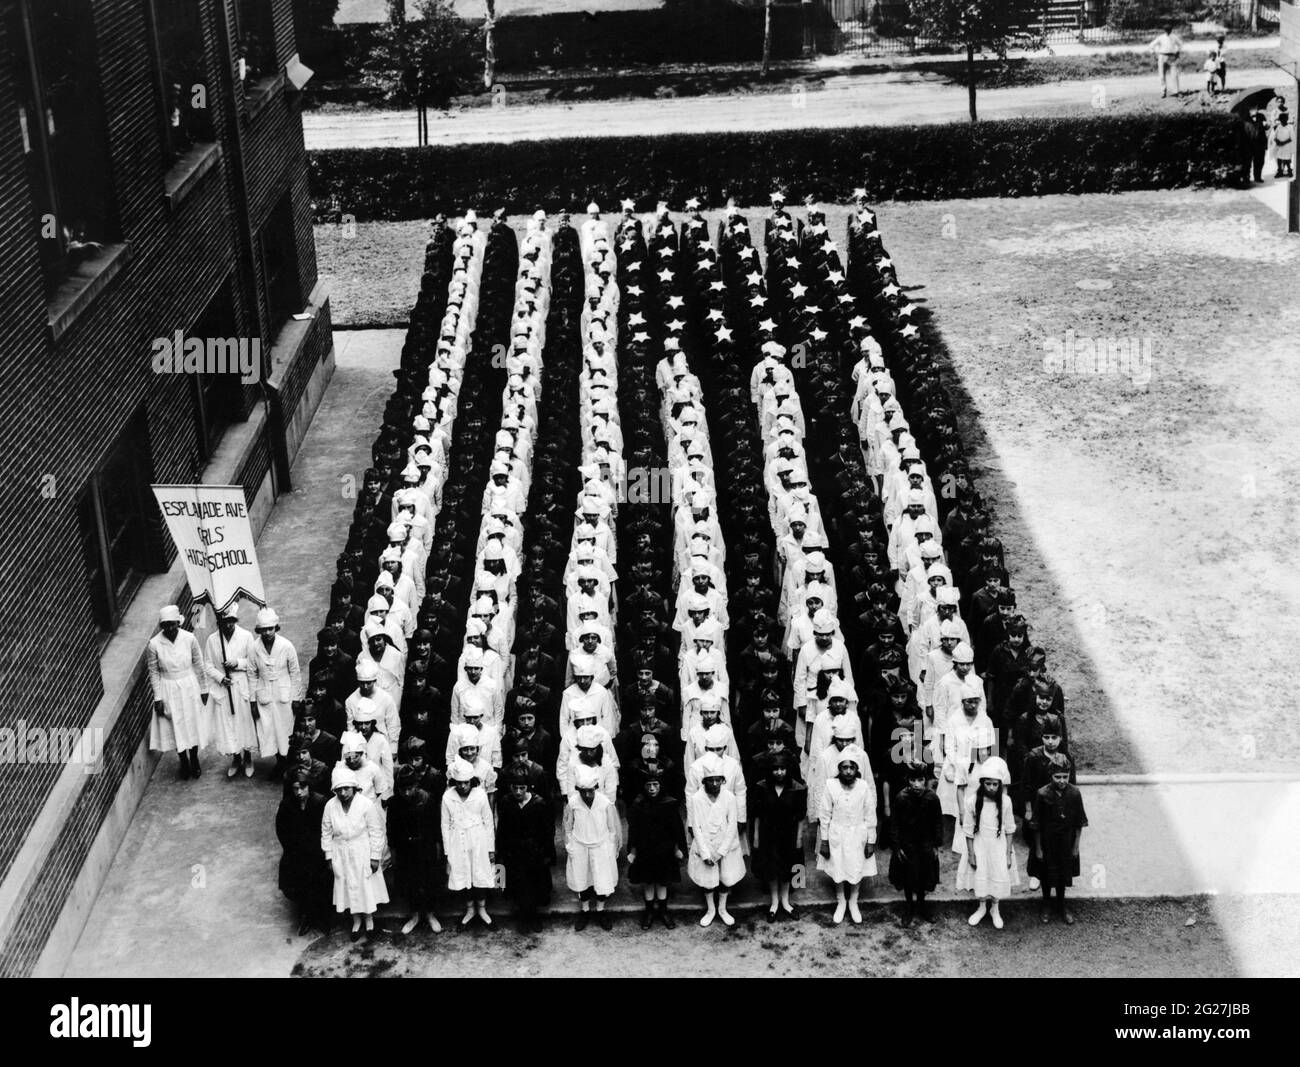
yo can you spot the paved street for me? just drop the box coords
[304,66,1290,149]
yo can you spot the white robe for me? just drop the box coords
[817,777,877,884]
[441,787,496,891]
[147,630,208,753]
[249,635,302,757]
[564,791,620,895]
[321,793,389,914]
[203,625,258,755]
[687,788,745,889]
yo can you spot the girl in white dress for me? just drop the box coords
[320,766,389,942]
[564,763,622,930]
[147,605,209,780]
[687,754,745,927]
[956,756,1020,929]
[441,757,496,927]
[938,686,996,851]
[817,745,877,925]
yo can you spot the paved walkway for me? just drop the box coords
[304,66,1290,148]
[64,321,1300,976]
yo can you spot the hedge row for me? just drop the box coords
[308,113,1241,222]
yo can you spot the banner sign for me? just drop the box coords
[151,484,266,614]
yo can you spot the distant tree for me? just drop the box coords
[483,0,497,89]
[762,0,774,77]
[388,0,407,26]
[366,0,479,109]
[907,0,1048,121]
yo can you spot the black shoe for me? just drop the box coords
[190,749,201,779]
[767,908,779,923]
[640,906,654,930]
[597,911,612,931]
[574,911,589,932]
[178,753,191,780]
[658,902,676,930]
[919,905,936,924]
[350,925,364,942]
[271,756,286,782]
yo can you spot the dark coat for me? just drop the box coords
[626,792,687,884]
[749,779,807,883]
[275,793,330,904]
[888,784,942,892]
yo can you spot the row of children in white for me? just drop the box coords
[752,207,876,924]
[650,267,746,925]
[841,203,1014,923]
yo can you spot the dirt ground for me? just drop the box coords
[318,186,1300,777]
[291,895,1299,978]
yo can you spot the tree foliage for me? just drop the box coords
[907,0,1049,57]
[365,0,480,108]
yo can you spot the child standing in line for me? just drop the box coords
[627,768,687,929]
[687,754,746,927]
[888,761,943,927]
[1031,754,1088,925]
[956,756,1018,929]
[441,757,496,927]
[816,746,877,926]
[749,751,807,922]
[564,763,621,930]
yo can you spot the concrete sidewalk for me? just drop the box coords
[304,66,1290,149]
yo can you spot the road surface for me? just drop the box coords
[304,66,1288,148]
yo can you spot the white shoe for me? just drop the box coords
[1028,877,1040,891]
[991,908,1004,930]
[718,908,735,927]
[477,905,493,926]
[848,901,863,924]
[400,915,420,935]
[461,907,475,927]
[833,901,847,924]
[968,905,987,926]
[700,910,715,927]
[427,914,442,933]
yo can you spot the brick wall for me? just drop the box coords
[0,0,320,973]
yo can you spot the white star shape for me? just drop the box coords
[667,318,686,332]
[627,261,642,272]
[882,283,901,297]
[707,309,724,322]
[811,328,828,342]
[658,247,674,259]
[667,296,685,309]
[838,294,854,304]
[828,271,845,285]
[743,247,758,260]
[823,240,838,254]
[749,295,766,307]
[759,318,777,332]
[709,280,725,291]
[806,305,822,315]
[716,327,733,342]
[626,285,643,296]
[791,282,807,299]
[629,312,646,325]
[620,239,634,252]
[879,257,893,268]
[787,257,800,269]
[900,324,919,338]
[848,315,867,330]
[746,271,762,285]
[658,268,674,282]
[633,331,650,342]
[659,225,674,237]
[899,303,917,317]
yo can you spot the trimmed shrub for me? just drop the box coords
[308,112,1241,221]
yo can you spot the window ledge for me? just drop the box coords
[164,141,222,211]
[47,242,133,343]
[244,72,284,122]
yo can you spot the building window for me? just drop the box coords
[145,0,214,166]
[78,414,156,633]
[260,192,302,338]
[190,280,248,460]
[234,0,277,89]
[9,0,119,295]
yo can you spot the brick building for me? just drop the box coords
[0,0,332,975]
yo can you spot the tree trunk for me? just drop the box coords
[388,0,405,27]
[484,0,497,90]
[967,42,977,122]
[762,0,773,77]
